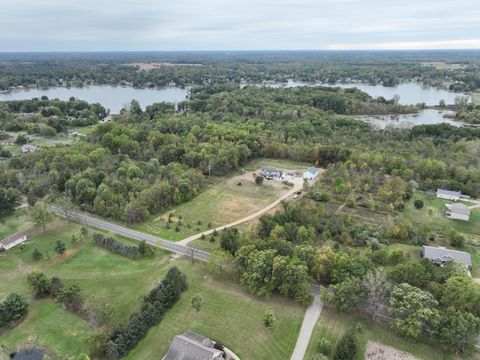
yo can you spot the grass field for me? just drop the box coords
[304,307,473,360]
[1,213,304,359]
[125,259,304,360]
[0,216,174,357]
[398,192,480,239]
[243,157,312,171]
[135,171,282,241]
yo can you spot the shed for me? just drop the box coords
[436,188,461,201]
[303,167,320,181]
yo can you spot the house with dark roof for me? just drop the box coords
[421,245,472,270]
[446,203,471,221]
[436,188,461,201]
[162,331,224,360]
[260,167,283,179]
[0,232,28,251]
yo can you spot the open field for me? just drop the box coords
[0,215,174,357]
[304,307,472,360]
[1,213,304,359]
[125,259,304,360]
[243,157,311,171]
[135,164,297,241]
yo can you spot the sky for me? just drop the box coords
[0,0,479,51]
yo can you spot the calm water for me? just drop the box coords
[0,85,189,113]
[260,80,470,106]
[357,110,461,129]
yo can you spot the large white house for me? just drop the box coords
[0,232,28,251]
[436,188,461,201]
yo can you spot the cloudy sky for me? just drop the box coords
[1,0,479,51]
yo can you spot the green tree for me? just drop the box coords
[333,330,358,360]
[32,248,43,261]
[441,275,480,316]
[55,240,67,255]
[414,199,424,209]
[327,276,363,312]
[436,307,480,353]
[57,284,84,313]
[389,283,439,339]
[29,201,54,232]
[27,271,51,298]
[220,228,241,255]
[2,293,29,322]
[255,175,264,185]
[191,294,203,312]
[263,310,277,329]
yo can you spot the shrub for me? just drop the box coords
[389,250,406,264]
[263,310,277,329]
[255,175,264,185]
[27,272,52,298]
[32,248,43,260]
[54,240,66,254]
[317,337,332,355]
[414,200,424,209]
[92,232,140,259]
[191,294,203,312]
[333,330,358,360]
[371,248,389,265]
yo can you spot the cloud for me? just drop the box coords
[0,0,479,50]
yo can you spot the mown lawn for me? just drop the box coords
[0,217,175,357]
[243,157,311,171]
[398,192,480,239]
[0,211,32,240]
[125,259,305,360]
[304,307,474,360]
[135,171,280,241]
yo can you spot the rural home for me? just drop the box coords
[436,188,461,201]
[421,245,472,270]
[21,144,38,153]
[1,138,14,146]
[260,167,283,179]
[303,167,320,181]
[0,232,28,251]
[283,172,295,181]
[162,331,224,360]
[446,203,470,221]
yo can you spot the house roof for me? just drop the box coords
[437,188,461,197]
[449,203,471,216]
[304,167,319,175]
[1,232,27,247]
[422,246,472,267]
[163,331,223,360]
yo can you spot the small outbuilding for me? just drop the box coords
[436,188,461,201]
[21,144,38,153]
[303,167,320,181]
[162,331,224,360]
[446,203,470,221]
[0,232,28,251]
[421,245,472,270]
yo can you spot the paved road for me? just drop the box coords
[50,207,210,261]
[290,296,324,360]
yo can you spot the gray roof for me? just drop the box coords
[449,203,471,216]
[163,331,223,360]
[437,188,461,197]
[422,246,472,267]
[0,232,27,247]
[304,167,319,175]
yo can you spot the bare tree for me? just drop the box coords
[362,269,391,320]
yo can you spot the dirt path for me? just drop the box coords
[366,341,418,360]
[290,295,324,360]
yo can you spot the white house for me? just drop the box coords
[21,144,38,153]
[436,188,461,201]
[446,203,470,221]
[303,167,320,181]
[0,232,28,251]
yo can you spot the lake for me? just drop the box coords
[357,109,462,129]
[0,85,189,113]
[256,80,470,106]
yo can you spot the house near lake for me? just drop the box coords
[303,167,320,181]
[446,203,471,221]
[421,245,472,270]
[162,331,224,360]
[0,232,28,251]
